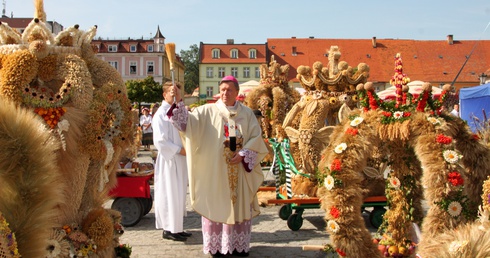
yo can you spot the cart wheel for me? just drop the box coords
[138,197,153,215]
[287,213,303,231]
[278,204,292,220]
[112,197,143,227]
[369,207,386,229]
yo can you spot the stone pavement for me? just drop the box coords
[112,148,378,258]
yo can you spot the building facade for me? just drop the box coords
[198,39,267,99]
[92,26,184,86]
[267,36,490,92]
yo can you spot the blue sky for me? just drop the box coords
[7,0,490,52]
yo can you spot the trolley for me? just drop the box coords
[265,138,387,231]
[109,171,154,227]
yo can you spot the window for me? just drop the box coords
[108,45,118,52]
[147,61,154,74]
[255,67,260,78]
[148,45,153,52]
[243,67,250,78]
[206,86,214,97]
[159,45,163,52]
[206,67,214,78]
[249,49,256,59]
[108,61,118,70]
[230,49,238,59]
[231,67,238,77]
[130,45,137,52]
[218,67,225,78]
[130,61,137,74]
[212,49,220,59]
[292,46,297,56]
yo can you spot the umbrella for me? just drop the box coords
[377,81,442,100]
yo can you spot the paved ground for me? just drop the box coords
[110,148,378,258]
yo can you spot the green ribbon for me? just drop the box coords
[268,138,310,178]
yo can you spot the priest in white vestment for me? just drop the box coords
[153,82,191,242]
[168,76,268,257]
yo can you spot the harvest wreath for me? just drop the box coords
[316,54,490,258]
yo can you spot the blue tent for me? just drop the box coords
[459,83,490,132]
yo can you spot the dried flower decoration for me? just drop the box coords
[443,150,461,164]
[324,175,335,190]
[350,116,363,127]
[447,201,463,217]
[334,143,347,154]
[436,134,453,144]
[345,127,358,136]
[327,220,340,233]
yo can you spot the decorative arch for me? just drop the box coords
[317,82,490,257]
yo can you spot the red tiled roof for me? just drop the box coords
[0,17,32,28]
[200,43,267,64]
[267,38,490,86]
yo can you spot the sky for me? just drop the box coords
[6,0,490,53]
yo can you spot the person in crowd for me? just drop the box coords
[450,104,459,117]
[167,75,268,257]
[152,82,191,242]
[140,107,153,150]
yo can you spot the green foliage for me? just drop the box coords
[180,44,199,94]
[125,76,162,103]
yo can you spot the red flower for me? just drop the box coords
[436,134,452,144]
[403,112,411,117]
[330,206,340,219]
[448,171,464,186]
[345,127,358,136]
[336,248,346,257]
[367,91,378,110]
[330,159,342,172]
[473,134,480,140]
[382,111,392,117]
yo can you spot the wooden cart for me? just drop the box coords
[109,171,154,227]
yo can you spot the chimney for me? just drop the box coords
[372,37,377,48]
[447,35,453,45]
[226,39,234,45]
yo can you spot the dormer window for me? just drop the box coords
[108,45,118,52]
[231,49,238,59]
[212,49,220,59]
[248,49,256,59]
[148,45,154,52]
[292,46,297,56]
[130,45,137,52]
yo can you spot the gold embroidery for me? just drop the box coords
[224,148,239,204]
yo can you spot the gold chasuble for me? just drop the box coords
[185,100,268,224]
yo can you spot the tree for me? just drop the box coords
[180,44,199,94]
[126,76,162,105]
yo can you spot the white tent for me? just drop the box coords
[377,80,442,100]
[239,80,260,95]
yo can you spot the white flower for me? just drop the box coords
[324,175,335,190]
[334,143,347,154]
[393,111,404,119]
[57,119,70,132]
[427,116,441,125]
[350,116,364,127]
[443,150,460,164]
[389,177,401,189]
[447,201,463,217]
[327,220,340,233]
[448,240,469,254]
